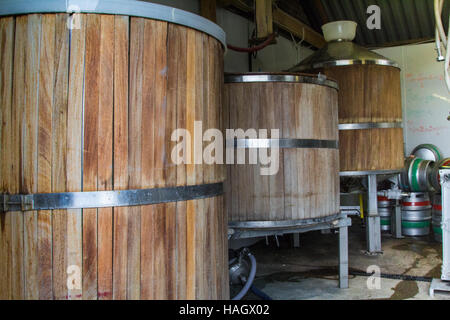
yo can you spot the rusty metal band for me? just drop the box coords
[0,183,223,213]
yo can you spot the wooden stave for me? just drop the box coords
[0,13,228,300]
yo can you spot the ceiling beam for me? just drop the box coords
[272,7,326,48]
[218,0,252,13]
[200,0,217,23]
[255,0,273,39]
[218,0,326,48]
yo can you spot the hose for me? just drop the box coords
[231,253,257,300]
[250,285,273,300]
[227,33,276,53]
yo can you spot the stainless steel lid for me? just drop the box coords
[225,72,339,90]
[289,40,399,72]
[0,0,226,48]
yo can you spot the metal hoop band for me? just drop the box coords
[339,170,402,177]
[230,138,339,149]
[224,74,339,90]
[338,122,403,130]
[0,183,223,213]
[229,213,342,230]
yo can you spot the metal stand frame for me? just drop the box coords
[430,168,450,297]
[366,174,382,254]
[340,171,401,255]
[391,200,404,239]
[229,213,351,289]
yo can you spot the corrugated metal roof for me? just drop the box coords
[317,0,449,47]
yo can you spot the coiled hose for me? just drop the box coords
[231,253,257,300]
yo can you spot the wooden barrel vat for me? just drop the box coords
[290,41,404,175]
[0,1,228,300]
[324,65,404,173]
[224,73,340,229]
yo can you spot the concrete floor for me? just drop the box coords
[240,217,450,300]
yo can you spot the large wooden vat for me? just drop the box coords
[224,73,340,229]
[324,65,404,173]
[0,1,228,300]
[290,41,404,174]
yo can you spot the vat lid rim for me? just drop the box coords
[0,0,227,48]
[224,73,339,90]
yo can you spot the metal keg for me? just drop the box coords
[378,196,395,232]
[432,194,442,243]
[411,144,443,162]
[430,158,450,192]
[401,193,432,236]
[400,157,434,192]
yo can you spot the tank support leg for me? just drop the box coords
[292,233,300,248]
[366,174,382,254]
[339,213,349,289]
[391,200,403,239]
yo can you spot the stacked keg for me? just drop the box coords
[401,193,432,236]
[399,144,448,193]
[398,144,446,239]
[378,196,395,232]
[432,194,443,243]
[400,157,435,192]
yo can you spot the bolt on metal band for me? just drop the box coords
[0,182,223,213]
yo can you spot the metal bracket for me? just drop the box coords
[340,206,361,216]
[1,194,34,213]
[430,279,450,297]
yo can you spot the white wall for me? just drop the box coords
[374,43,450,157]
[251,35,314,72]
[216,7,250,72]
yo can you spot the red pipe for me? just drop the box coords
[227,33,277,53]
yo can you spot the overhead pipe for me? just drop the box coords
[227,33,277,53]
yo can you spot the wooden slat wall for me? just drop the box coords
[112,14,129,300]
[0,13,228,300]
[225,80,340,223]
[97,14,114,300]
[0,16,14,300]
[318,65,404,172]
[11,15,27,301]
[52,14,70,300]
[23,13,41,301]
[66,13,85,301]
